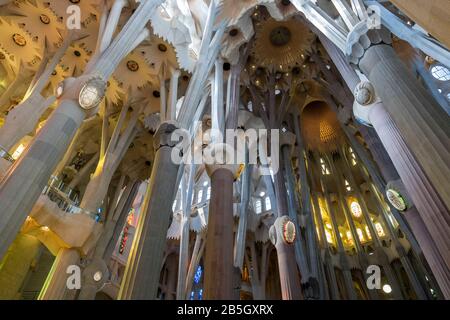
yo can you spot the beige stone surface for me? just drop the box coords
[391,0,450,49]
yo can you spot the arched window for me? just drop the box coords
[350,201,362,218]
[349,147,357,166]
[265,197,272,211]
[431,65,450,81]
[345,180,352,192]
[255,199,262,214]
[206,186,211,200]
[320,158,330,175]
[197,189,203,204]
[375,223,385,237]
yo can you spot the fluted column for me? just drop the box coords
[203,164,236,300]
[0,0,163,261]
[118,122,180,299]
[369,103,450,298]
[323,33,450,297]
[350,30,450,212]
[271,143,303,300]
[0,99,85,259]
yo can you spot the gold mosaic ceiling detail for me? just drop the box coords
[253,18,314,72]
[301,101,344,154]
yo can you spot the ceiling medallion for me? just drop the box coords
[40,14,50,25]
[127,60,139,72]
[270,26,292,47]
[79,76,107,111]
[282,219,296,245]
[12,33,27,47]
[386,189,407,212]
[253,19,313,71]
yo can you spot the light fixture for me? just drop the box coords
[41,226,50,232]
[78,76,106,110]
[382,284,392,294]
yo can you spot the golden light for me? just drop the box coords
[357,228,365,242]
[11,144,26,160]
[325,230,333,244]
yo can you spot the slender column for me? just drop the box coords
[271,143,303,300]
[292,116,324,296]
[98,0,128,52]
[211,59,224,143]
[185,233,206,299]
[168,69,181,121]
[176,164,196,300]
[282,144,315,293]
[38,248,80,300]
[234,154,251,270]
[118,121,180,299]
[159,65,167,123]
[203,164,235,300]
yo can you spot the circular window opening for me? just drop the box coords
[431,65,450,81]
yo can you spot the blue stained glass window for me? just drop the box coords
[194,266,202,284]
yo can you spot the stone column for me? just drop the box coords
[118,121,180,299]
[0,98,86,260]
[349,29,450,212]
[0,0,164,261]
[271,142,303,300]
[38,248,80,300]
[168,69,181,121]
[369,103,450,297]
[203,162,235,300]
[324,33,450,297]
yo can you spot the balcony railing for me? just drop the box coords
[42,176,96,219]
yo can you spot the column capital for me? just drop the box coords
[204,143,242,179]
[346,24,392,66]
[153,120,181,151]
[280,130,296,148]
